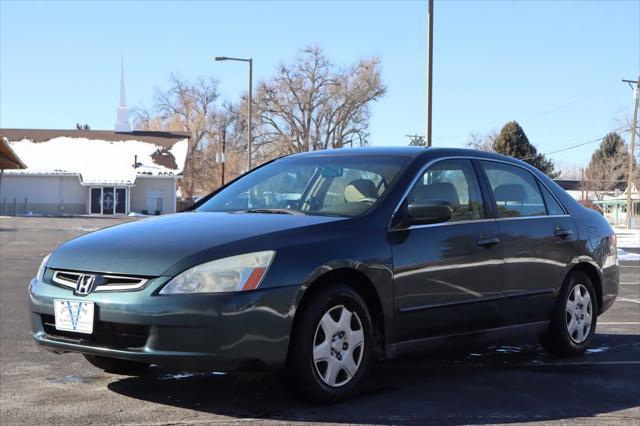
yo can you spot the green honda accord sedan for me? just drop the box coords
[29,147,619,402]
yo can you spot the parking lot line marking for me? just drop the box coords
[620,283,639,285]
[617,297,640,304]
[598,322,640,325]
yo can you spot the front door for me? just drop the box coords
[89,187,128,215]
[392,159,503,341]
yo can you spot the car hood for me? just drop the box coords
[48,212,343,276]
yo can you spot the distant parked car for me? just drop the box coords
[29,147,619,402]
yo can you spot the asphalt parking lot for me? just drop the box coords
[1,216,638,425]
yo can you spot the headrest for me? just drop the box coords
[494,184,527,203]
[344,179,378,203]
[414,182,460,205]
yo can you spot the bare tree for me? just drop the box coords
[556,163,582,180]
[134,75,220,197]
[466,130,497,152]
[584,132,631,200]
[253,46,386,160]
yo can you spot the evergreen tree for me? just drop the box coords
[492,121,558,178]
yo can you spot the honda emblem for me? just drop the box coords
[75,274,96,295]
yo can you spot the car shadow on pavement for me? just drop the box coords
[107,333,640,425]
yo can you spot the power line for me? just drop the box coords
[520,136,605,161]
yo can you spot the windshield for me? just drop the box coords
[197,155,408,217]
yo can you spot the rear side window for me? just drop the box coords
[409,159,485,222]
[540,184,565,215]
[480,161,546,218]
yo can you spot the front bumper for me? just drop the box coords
[29,275,298,371]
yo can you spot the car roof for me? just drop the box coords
[289,146,529,166]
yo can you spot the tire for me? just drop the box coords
[540,270,598,357]
[287,284,373,403]
[83,354,149,375]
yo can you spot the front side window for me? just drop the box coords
[480,161,546,218]
[408,159,485,222]
[197,155,407,217]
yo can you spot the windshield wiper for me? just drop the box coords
[244,208,304,215]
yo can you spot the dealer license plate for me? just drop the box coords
[54,299,94,334]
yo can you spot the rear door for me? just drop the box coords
[391,159,504,341]
[478,160,577,324]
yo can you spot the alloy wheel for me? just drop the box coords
[312,305,365,387]
[566,283,593,344]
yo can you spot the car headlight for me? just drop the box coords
[36,253,51,281]
[160,251,276,294]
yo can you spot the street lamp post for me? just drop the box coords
[215,56,253,170]
[426,0,434,148]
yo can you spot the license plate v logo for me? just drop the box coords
[66,301,85,330]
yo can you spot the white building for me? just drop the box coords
[0,63,189,216]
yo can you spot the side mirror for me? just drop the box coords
[406,199,452,225]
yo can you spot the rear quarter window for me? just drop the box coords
[539,183,566,215]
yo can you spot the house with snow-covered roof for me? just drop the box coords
[0,62,189,216]
[0,129,188,216]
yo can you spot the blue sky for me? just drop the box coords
[1,0,638,169]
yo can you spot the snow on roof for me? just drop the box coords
[5,136,188,185]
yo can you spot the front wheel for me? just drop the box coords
[83,354,149,375]
[540,270,597,357]
[287,284,373,403]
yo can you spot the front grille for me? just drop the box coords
[41,314,149,350]
[52,270,148,292]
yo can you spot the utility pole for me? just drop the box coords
[248,59,253,170]
[581,168,585,203]
[221,129,226,187]
[426,0,434,147]
[623,77,639,228]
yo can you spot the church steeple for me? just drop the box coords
[115,58,131,132]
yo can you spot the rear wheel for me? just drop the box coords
[540,271,597,356]
[83,354,149,375]
[287,284,373,403]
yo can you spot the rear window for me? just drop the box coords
[480,161,546,218]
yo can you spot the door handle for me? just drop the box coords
[477,235,500,246]
[554,227,573,239]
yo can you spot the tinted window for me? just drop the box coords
[481,161,546,218]
[198,156,407,217]
[409,159,484,222]
[540,184,565,215]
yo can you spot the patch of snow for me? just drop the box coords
[492,345,523,354]
[7,137,187,185]
[127,212,148,218]
[617,249,640,261]
[158,371,226,380]
[586,346,609,354]
[613,227,640,249]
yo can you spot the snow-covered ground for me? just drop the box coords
[613,226,640,249]
[617,249,640,261]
